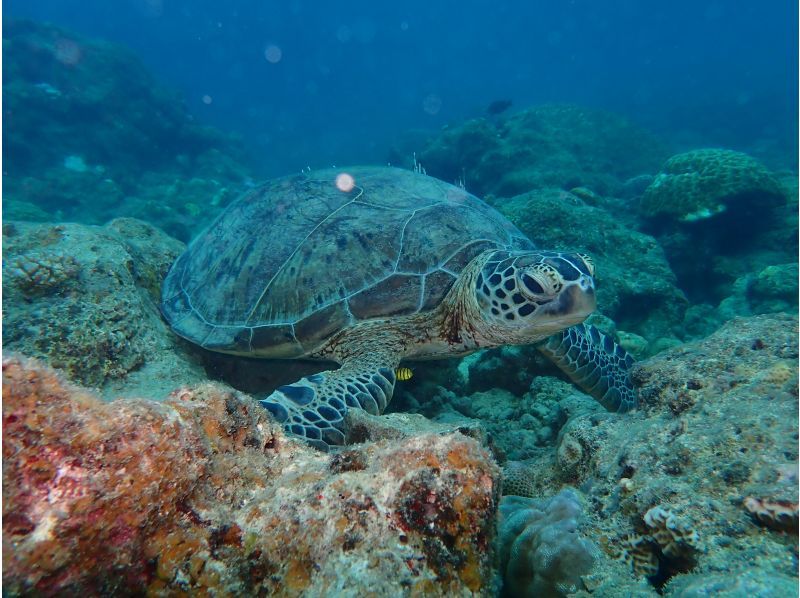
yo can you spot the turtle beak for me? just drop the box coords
[541,274,595,323]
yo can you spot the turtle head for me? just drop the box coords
[474,250,596,343]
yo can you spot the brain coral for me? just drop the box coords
[497,490,596,597]
[502,461,538,498]
[641,149,782,222]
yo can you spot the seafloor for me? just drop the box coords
[3,20,798,597]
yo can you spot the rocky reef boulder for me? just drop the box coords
[2,356,501,596]
[2,218,206,397]
[414,104,668,198]
[488,313,798,594]
[499,188,687,344]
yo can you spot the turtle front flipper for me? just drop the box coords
[536,323,638,412]
[259,352,399,451]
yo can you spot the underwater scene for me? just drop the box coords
[2,1,798,596]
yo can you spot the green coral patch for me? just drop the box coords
[641,148,783,221]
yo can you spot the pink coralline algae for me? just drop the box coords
[2,355,500,596]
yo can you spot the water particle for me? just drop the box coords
[264,44,282,63]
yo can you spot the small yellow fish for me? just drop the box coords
[395,367,413,381]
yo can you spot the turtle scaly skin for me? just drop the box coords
[537,323,637,412]
[162,167,637,451]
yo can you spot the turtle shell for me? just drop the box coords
[162,166,533,357]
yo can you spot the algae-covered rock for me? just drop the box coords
[665,569,799,597]
[640,149,783,222]
[416,104,668,198]
[547,314,797,592]
[682,263,799,339]
[2,356,501,596]
[2,219,205,396]
[718,263,800,318]
[616,331,650,359]
[429,313,798,595]
[500,188,687,342]
[749,263,800,305]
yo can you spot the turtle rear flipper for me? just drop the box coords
[537,323,637,412]
[260,347,399,451]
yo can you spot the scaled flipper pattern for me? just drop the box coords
[260,365,397,451]
[537,323,637,412]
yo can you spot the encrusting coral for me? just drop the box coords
[3,355,500,596]
[496,490,597,597]
[743,497,799,534]
[5,250,79,295]
[642,506,699,560]
[604,506,699,582]
[501,461,539,498]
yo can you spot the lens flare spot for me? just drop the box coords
[264,44,282,63]
[422,93,442,115]
[336,173,355,192]
[201,95,213,104]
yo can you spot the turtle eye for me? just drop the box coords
[518,264,562,299]
[521,274,544,294]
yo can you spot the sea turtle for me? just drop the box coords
[162,166,636,451]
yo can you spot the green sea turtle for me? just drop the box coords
[162,166,636,451]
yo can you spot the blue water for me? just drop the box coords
[5,0,797,175]
[3,2,799,595]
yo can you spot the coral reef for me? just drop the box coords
[664,569,799,597]
[501,461,539,498]
[401,313,798,595]
[640,149,782,222]
[3,20,255,239]
[2,219,206,396]
[743,497,799,534]
[642,506,699,560]
[398,374,591,462]
[3,356,501,596]
[496,490,597,597]
[638,151,794,308]
[5,249,79,295]
[414,104,668,199]
[499,188,687,344]
[555,313,796,591]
